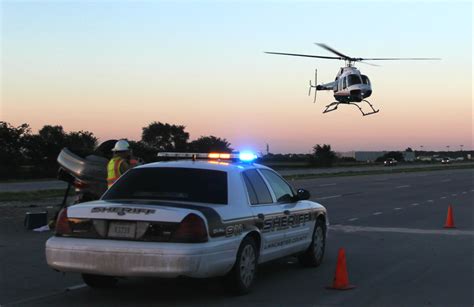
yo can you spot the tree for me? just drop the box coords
[128,140,157,163]
[141,122,189,152]
[405,147,413,152]
[188,136,232,153]
[37,125,68,164]
[65,131,97,157]
[310,144,336,167]
[0,122,30,167]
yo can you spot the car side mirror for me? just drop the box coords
[295,189,310,201]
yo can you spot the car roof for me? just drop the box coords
[135,160,271,173]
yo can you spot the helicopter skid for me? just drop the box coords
[323,99,379,116]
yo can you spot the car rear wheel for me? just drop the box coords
[298,219,326,267]
[82,274,118,288]
[227,236,258,295]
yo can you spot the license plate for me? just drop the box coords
[108,221,136,239]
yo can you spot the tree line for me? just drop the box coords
[0,121,233,179]
[0,120,343,179]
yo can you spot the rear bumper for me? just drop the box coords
[46,236,237,278]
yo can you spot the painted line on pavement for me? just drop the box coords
[440,196,447,199]
[348,218,359,222]
[330,225,474,236]
[373,212,383,215]
[319,183,337,187]
[441,179,451,182]
[461,191,467,194]
[66,284,87,291]
[451,194,457,196]
[426,200,434,203]
[395,185,410,189]
[316,195,342,200]
[393,207,403,210]
[410,203,419,206]
[2,283,87,306]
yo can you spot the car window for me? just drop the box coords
[259,169,295,202]
[242,174,258,205]
[242,169,273,204]
[103,168,228,205]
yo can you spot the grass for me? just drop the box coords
[283,164,474,180]
[0,189,74,202]
[0,164,472,201]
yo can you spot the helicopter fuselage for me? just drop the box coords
[320,66,372,103]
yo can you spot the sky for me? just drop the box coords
[1,0,472,153]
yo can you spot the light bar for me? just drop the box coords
[157,152,209,159]
[208,153,231,159]
[157,151,259,162]
[239,152,258,162]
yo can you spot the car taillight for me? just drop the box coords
[171,214,208,243]
[55,208,72,235]
[74,179,88,189]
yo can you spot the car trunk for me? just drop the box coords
[60,200,208,243]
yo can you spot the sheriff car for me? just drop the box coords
[45,152,329,294]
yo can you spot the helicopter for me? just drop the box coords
[265,43,440,116]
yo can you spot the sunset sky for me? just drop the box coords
[1,1,472,153]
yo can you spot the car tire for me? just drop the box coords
[226,236,258,295]
[298,219,326,267]
[82,274,118,289]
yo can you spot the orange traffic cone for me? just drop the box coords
[326,248,355,290]
[444,205,456,228]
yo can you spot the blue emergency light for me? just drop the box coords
[239,152,258,162]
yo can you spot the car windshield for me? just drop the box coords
[102,167,228,204]
[347,74,362,86]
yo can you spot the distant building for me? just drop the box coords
[403,152,416,161]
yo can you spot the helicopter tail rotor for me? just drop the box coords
[308,69,318,103]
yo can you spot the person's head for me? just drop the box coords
[112,140,130,158]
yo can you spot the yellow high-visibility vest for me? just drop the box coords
[107,156,125,188]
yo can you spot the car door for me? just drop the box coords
[242,169,288,263]
[258,169,314,253]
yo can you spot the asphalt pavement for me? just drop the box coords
[0,168,472,306]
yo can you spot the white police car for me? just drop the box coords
[46,152,328,294]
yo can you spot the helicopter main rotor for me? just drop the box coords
[265,43,441,66]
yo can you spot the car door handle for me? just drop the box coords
[257,213,265,220]
[284,210,290,215]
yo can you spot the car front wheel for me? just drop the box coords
[298,219,326,267]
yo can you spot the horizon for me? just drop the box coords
[1,1,472,153]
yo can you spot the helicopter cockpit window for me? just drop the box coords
[361,75,370,85]
[342,77,347,89]
[347,75,362,86]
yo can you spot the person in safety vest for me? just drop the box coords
[107,140,132,189]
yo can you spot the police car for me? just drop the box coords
[46,152,329,294]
